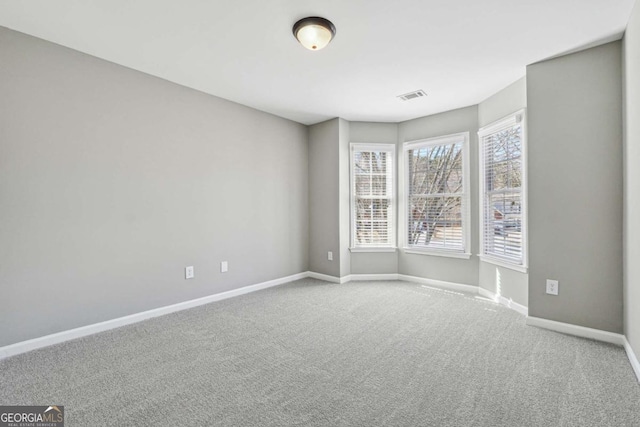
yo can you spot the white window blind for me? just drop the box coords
[404,133,470,254]
[479,111,527,266]
[350,144,395,248]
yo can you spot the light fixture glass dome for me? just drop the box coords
[293,17,336,51]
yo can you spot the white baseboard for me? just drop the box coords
[0,272,308,360]
[307,271,341,283]
[477,288,493,299]
[624,337,640,383]
[397,274,478,295]
[348,274,399,281]
[526,316,625,346]
[478,287,528,316]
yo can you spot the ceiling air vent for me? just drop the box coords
[397,90,427,101]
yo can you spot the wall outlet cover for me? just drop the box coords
[546,279,559,295]
[328,251,333,261]
[221,261,228,273]
[185,266,195,279]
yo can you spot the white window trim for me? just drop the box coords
[405,249,472,259]
[349,143,396,250]
[478,109,528,270]
[350,247,397,253]
[401,132,471,258]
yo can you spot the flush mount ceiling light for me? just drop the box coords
[292,17,336,51]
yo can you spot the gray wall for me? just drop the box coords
[349,122,399,275]
[0,27,309,346]
[478,78,527,127]
[397,106,480,286]
[308,119,340,277]
[338,118,352,277]
[527,42,623,333]
[477,78,529,306]
[624,3,640,356]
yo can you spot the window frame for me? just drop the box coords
[349,143,397,251]
[478,110,528,273]
[402,132,471,259]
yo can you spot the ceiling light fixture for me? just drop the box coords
[292,17,336,51]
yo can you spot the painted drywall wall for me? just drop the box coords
[339,118,352,278]
[527,42,623,333]
[348,122,399,274]
[309,118,341,277]
[478,78,527,127]
[397,106,480,286]
[477,77,529,307]
[0,27,309,347]
[623,2,640,358]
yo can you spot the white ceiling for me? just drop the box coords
[0,0,636,125]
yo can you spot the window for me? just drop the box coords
[404,133,470,257]
[350,144,395,250]
[478,110,527,270]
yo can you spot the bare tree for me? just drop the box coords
[408,144,463,246]
[488,127,522,190]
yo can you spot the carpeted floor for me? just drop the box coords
[1,278,639,426]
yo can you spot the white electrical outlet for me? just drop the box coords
[546,279,559,295]
[221,261,228,273]
[185,266,194,279]
[328,251,333,261]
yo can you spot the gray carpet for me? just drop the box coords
[1,279,639,426]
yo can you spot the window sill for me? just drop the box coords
[478,255,528,273]
[350,247,397,253]
[403,248,472,259]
